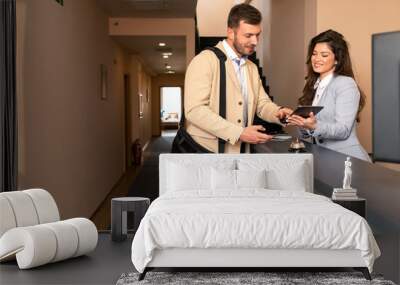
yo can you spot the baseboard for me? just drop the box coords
[142,140,150,152]
[90,165,140,228]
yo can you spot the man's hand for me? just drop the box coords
[275,107,293,119]
[239,125,273,144]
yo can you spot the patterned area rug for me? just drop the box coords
[116,271,396,285]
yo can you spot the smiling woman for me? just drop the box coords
[311,43,336,80]
[287,30,370,162]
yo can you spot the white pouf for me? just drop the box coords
[0,189,98,269]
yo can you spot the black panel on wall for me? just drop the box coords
[372,31,400,162]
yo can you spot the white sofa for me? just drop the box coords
[0,189,98,269]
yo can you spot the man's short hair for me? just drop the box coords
[227,3,262,29]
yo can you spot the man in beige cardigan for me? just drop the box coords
[185,4,291,153]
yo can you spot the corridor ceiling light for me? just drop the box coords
[163,55,169,59]
[165,70,175,74]
[158,42,166,47]
[165,65,172,69]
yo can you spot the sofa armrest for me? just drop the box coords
[0,218,97,269]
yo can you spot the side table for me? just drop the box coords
[111,197,150,242]
[332,198,366,218]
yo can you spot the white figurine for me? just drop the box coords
[342,157,352,189]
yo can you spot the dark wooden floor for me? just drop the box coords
[0,233,133,285]
[91,166,140,230]
[91,131,176,230]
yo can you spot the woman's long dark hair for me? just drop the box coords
[299,29,366,122]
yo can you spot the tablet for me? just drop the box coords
[290,106,323,118]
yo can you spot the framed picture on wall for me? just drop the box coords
[139,93,144,118]
[100,64,107,100]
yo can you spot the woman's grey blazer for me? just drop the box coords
[308,75,370,162]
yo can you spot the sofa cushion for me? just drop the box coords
[0,189,60,238]
[0,196,17,237]
[0,192,39,228]
[24,189,60,224]
[0,218,97,269]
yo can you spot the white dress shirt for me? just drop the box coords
[312,72,334,106]
[222,40,248,126]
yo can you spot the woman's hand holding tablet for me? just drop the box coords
[281,106,323,124]
[284,106,323,130]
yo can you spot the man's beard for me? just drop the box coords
[233,40,255,57]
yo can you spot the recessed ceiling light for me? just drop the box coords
[163,55,169,59]
[165,70,175,74]
[158,42,166,47]
[166,65,171,69]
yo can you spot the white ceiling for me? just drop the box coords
[96,0,197,18]
[112,35,186,74]
[97,0,195,75]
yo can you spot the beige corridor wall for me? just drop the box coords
[138,63,153,148]
[16,0,128,219]
[316,0,400,152]
[151,74,185,136]
[126,56,152,148]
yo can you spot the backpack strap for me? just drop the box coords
[179,46,228,153]
[205,46,227,153]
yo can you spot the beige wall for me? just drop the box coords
[304,0,317,61]
[16,0,128,219]
[256,0,272,79]
[269,0,306,108]
[151,74,185,136]
[315,0,400,152]
[109,18,195,67]
[196,0,235,37]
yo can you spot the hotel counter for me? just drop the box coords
[253,140,400,282]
